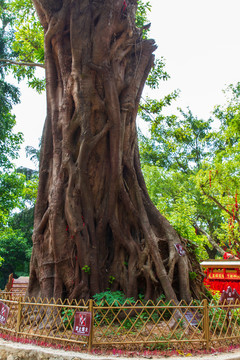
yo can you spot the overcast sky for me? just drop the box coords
[148,0,240,116]
[12,0,240,168]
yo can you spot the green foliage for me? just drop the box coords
[139,78,240,259]
[146,58,170,89]
[92,292,194,336]
[0,171,26,225]
[0,227,30,267]
[93,291,135,328]
[141,164,209,260]
[93,291,164,330]
[136,0,151,37]
[61,308,75,330]
[93,291,135,306]
[108,276,115,285]
[26,145,40,166]
[0,226,31,288]
[3,0,152,93]
[147,332,185,351]
[0,2,35,288]
[82,265,91,274]
[0,111,23,169]
[140,107,213,172]
[189,271,197,280]
[207,293,231,333]
[195,83,240,255]
[8,207,34,246]
[208,309,228,333]
[0,164,38,225]
[3,0,45,91]
[0,149,38,288]
[0,5,23,169]
[0,0,16,64]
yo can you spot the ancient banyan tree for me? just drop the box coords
[28,0,201,302]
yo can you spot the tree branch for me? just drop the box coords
[0,58,45,69]
[200,186,240,225]
[32,0,63,19]
[193,223,225,256]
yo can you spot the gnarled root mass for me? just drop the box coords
[28,0,202,303]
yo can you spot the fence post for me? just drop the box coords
[203,299,210,351]
[88,299,94,352]
[16,296,22,334]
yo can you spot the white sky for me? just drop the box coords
[12,0,240,169]
[148,0,240,116]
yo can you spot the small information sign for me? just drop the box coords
[174,243,186,256]
[0,302,10,325]
[220,286,240,329]
[220,286,240,308]
[72,311,92,336]
[184,310,201,326]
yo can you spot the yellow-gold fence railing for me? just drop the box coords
[20,297,90,347]
[208,299,240,342]
[92,299,205,350]
[0,292,239,351]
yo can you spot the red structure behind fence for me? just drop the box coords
[201,260,240,293]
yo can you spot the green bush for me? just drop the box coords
[93,290,135,306]
[93,291,135,327]
[61,308,75,329]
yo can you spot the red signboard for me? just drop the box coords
[226,273,240,280]
[207,272,240,280]
[72,312,92,336]
[203,264,240,294]
[0,302,9,325]
[209,272,224,280]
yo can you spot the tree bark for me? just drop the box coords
[28,0,193,302]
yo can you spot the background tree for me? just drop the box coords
[196,83,240,256]
[140,85,240,260]
[1,0,45,91]
[0,1,38,287]
[0,159,38,288]
[0,0,24,223]
[0,227,32,288]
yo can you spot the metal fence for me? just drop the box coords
[0,292,239,352]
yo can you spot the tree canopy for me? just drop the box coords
[0,1,25,224]
[0,0,39,287]
[140,83,240,260]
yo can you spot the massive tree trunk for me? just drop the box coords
[28,0,193,302]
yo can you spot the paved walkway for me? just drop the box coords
[0,339,240,360]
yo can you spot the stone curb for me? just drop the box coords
[0,339,240,360]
